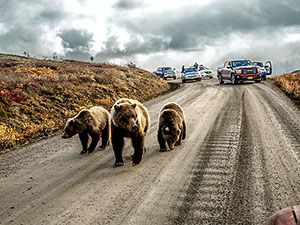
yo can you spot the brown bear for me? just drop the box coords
[62,106,111,154]
[157,102,186,151]
[111,98,150,166]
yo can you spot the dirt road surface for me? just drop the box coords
[1,79,299,225]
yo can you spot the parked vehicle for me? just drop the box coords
[153,67,176,80]
[199,65,214,79]
[217,59,262,85]
[181,67,201,83]
[253,61,273,80]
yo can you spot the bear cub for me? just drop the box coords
[157,102,186,151]
[111,98,150,166]
[62,106,111,154]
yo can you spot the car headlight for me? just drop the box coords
[236,69,242,74]
[257,67,261,73]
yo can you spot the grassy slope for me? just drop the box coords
[0,54,170,153]
[270,71,300,101]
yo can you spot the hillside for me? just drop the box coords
[271,71,300,102]
[0,54,170,153]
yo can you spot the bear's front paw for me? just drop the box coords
[159,148,167,152]
[132,156,142,166]
[99,145,106,150]
[88,148,95,153]
[114,162,124,167]
[175,142,181,146]
[80,150,87,154]
[132,162,140,166]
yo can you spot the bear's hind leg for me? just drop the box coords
[132,134,145,166]
[112,133,125,166]
[79,132,89,154]
[87,132,100,153]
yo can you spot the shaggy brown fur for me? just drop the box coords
[62,106,111,154]
[158,102,186,151]
[111,98,150,166]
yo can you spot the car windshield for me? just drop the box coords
[199,66,209,70]
[161,67,172,71]
[231,60,253,67]
[253,62,264,67]
[184,68,197,73]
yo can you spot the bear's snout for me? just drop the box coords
[167,141,175,150]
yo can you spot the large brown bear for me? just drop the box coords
[111,98,150,166]
[62,106,111,154]
[157,102,186,151]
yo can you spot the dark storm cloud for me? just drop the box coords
[0,0,300,73]
[0,25,41,53]
[261,0,300,27]
[113,0,144,10]
[36,9,67,23]
[0,0,69,56]
[0,0,68,25]
[102,0,300,57]
[0,0,93,60]
[95,34,169,60]
[58,29,93,51]
[0,0,22,22]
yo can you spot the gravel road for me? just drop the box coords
[0,79,299,225]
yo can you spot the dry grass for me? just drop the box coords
[271,71,300,99]
[0,54,170,153]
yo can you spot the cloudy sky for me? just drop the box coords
[1,0,300,74]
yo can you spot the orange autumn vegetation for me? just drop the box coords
[271,71,300,99]
[0,54,170,153]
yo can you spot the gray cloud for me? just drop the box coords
[0,0,68,56]
[58,29,93,51]
[92,0,300,74]
[95,34,170,61]
[0,25,40,53]
[108,0,300,54]
[56,29,94,61]
[36,9,67,23]
[0,0,93,60]
[113,0,144,10]
[0,0,299,74]
[0,0,68,26]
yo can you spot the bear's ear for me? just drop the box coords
[114,104,121,111]
[131,103,137,109]
[79,110,90,117]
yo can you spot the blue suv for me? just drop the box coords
[153,67,176,80]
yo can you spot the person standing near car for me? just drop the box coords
[194,62,199,70]
[181,65,185,73]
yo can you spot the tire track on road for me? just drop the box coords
[173,88,244,225]
[227,83,300,225]
[255,83,300,157]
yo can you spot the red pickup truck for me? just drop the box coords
[217,59,263,85]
